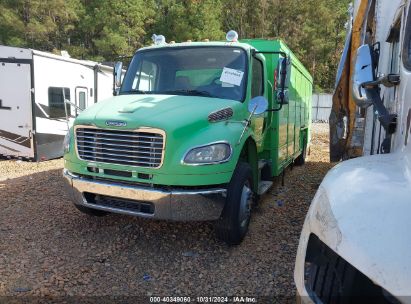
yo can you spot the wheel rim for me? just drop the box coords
[239,182,252,228]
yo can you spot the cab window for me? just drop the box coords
[251,58,264,98]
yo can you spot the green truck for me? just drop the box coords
[63,33,313,244]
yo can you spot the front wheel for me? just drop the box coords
[215,162,254,245]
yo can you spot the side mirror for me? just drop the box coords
[248,96,268,115]
[352,45,376,108]
[277,57,291,105]
[114,61,123,88]
[352,44,398,134]
[277,90,289,105]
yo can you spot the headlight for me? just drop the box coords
[63,130,71,154]
[183,142,232,165]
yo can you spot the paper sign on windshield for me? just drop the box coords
[220,68,244,86]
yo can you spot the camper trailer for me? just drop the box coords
[0,45,114,161]
[295,0,411,302]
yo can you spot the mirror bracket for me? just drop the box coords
[357,71,399,134]
[266,90,289,112]
[364,87,397,134]
[237,96,268,145]
[362,73,400,89]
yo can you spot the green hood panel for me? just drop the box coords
[76,95,241,131]
[67,94,252,183]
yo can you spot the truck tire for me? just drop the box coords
[294,135,307,166]
[215,162,254,245]
[74,204,109,217]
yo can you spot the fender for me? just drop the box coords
[232,132,259,192]
[304,153,411,296]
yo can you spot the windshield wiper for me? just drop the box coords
[159,89,214,97]
[120,90,147,95]
[121,89,215,98]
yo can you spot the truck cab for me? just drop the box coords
[63,33,312,245]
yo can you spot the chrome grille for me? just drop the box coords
[75,127,165,168]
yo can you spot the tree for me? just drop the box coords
[67,0,156,61]
[223,0,270,39]
[0,0,350,91]
[0,0,80,51]
[222,0,350,91]
[154,0,225,42]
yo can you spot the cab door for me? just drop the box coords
[250,56,266,149]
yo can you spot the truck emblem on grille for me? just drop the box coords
[105,120,127,127]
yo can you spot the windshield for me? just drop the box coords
[120,46,248,102]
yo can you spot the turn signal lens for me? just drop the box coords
[63,130,71,154]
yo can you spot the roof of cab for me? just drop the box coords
[138,41,254,52]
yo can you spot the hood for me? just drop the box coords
[75,94,241,131]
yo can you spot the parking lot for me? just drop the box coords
[0,124,334,299]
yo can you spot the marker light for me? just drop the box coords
[226,30,239,42]
[152,34,166,45]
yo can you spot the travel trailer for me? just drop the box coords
[62,33,313,245]
[0,45,114,161]
[295,0,411,302]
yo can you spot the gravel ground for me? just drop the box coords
[0,123,334,300]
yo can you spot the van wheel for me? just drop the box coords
[215,162,254,245]
[295,136,307,166]
[74,204,109,217]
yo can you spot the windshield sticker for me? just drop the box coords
[220,67,244,86]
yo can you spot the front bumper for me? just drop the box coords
[63,169,226,221]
